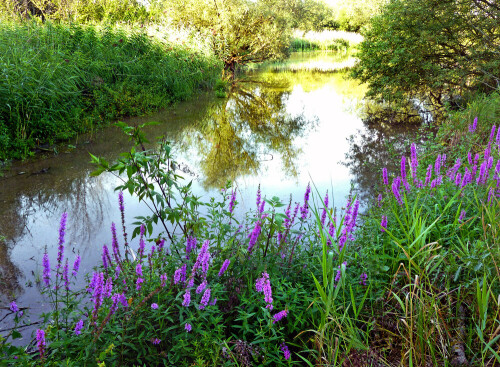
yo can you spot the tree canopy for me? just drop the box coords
[351,0,500,110]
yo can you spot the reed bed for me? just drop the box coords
[0,21,222,160]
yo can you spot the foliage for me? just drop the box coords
[328,0,387,32]
[289,30,362,52]
[351,0,500,111]
[0,21,221,160]
[163,0,293,78]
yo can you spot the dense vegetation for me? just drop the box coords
[0,21,221,160]
[351,0,500,113]
[1,112,499,365]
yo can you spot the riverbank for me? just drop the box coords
[289,30,363,52]
[0,21,222,162]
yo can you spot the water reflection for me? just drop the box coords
[192,83,314,188]
[1,52,382,315]
[343,120,424,203]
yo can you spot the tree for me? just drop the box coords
[350,0,500,111]
[163,0,292,78]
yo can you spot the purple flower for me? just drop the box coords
[280,343,291,360]
[136,277,144,291]
[63,259,70,291]
[199,288,211,310]
[72,255,81,277]
[256,185,261,209]
[182,290,191,307]
[160,273,167,287]
[401,156,407,181]
[382,167,388,185]
[196,280,207,294]
[174,264,187,284]
[151,338,161,345]
[391,177,403,205]
[57,212,68,270]
[136,263,143,277]
[185,236,197,259]
[36,329,46,359]
[300,183,311,220]
[229,189,237,214]
[435,155,442,176]
[111,222,121,262]
[490,125,496,141]
[209,297,217,306]
[410,143,418,179]
[256,272,273,310]
[320,192,329,227]
[455,172,462,186]
[496,126,500,145]
[459,210,466,223]
[359,273,368,286]
[488,187,494,204]
[272,309,288,323]
[381,216,387,232]
[425,164,433,186]
[185,323,192,332]
[102,245,110,270]
[468,152,473,165]
[247,220,262,253]
[74,319,84,335]
[469,116,478,132]
[151,303,159,310]
[218,259,230,276]
[9,301,18,313]
[42,252,51,287]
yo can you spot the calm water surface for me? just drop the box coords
[0,52,418,333]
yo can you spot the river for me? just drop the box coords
[0,51,419,334]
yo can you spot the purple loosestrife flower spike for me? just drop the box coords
[196,280,207,294]
[280,343,291,360]
[360,273,368,286]
[272,309,288,323]
[435,155,442,176]
[300,183,311,220]
[9,301,18,312]
[111,222,121,262]
[57,212,68,271]
[74,319,84,335]
[490,125,496,142]
[102,245,110,270]
[469,116,478,132]
[182,290,191,307]
[410,143,418,179]
[151,303,159,310]
[247,220,262,253]
[42,252,51,287]
[320,192,329,227]
[401,156,407,181]
[455,172,462,186]
[160,273,167,287]
[377,194,382,207]
[468,152,473,165]
[199,288,211,310]
[496,126,500,145]
[63,259,70,291]
[381,216,387,232]
[185,323,192,332]
[425,164,432,186]
[392,177,403,205]
[488,188,494,204]
[136,277,144,291]
[36,329,46,359]
[229,189,237,214]
[136,263,143,277]
[218,259,230,276]
[185,236,197,259]
[382,167,389,185]
[459,210,466,223]
[256,185,261,210]
[72,255,80,277]
[174,264,187,284]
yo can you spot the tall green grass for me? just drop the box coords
[290,30,363,52]
[0,21,222,160]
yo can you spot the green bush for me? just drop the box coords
[0,21,222,160]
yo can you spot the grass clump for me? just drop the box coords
[0,21,222,160]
